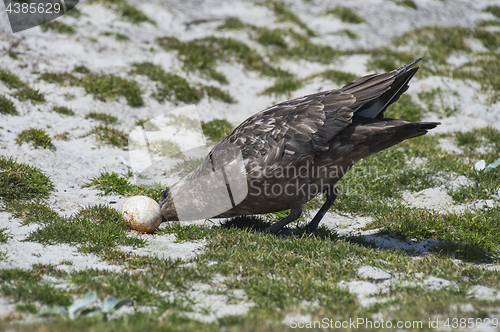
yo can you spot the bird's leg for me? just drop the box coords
[261,206,303,234]
[304,186,338,232]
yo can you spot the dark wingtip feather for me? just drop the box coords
[416,121,441,130]
[396,57,425,75]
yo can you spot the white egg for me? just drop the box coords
[122,196,162,233]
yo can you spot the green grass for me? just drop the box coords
[385,94,423,122]
[195,22,337,65]
[52,106,75,116]
[365,49,417,74]
[8,50,18,59]
[131,61,235,104]
[326,7,365,24]
[483,5,500,18]
[255,27,288,48]
[39,71,143,107]
[3,207,500,331]
[275,30,340,63]
[82,171,162,200]
[81,73,143,107]
[92,0,156,25]
[477,19,500,27]
[202,86,235,103]
[0,268,72,307]
[53,132,69,141]
[148,140,184,158]
[157,36,290,83]
[88,125,128,148]
[363,26,500,103]
[16,128,54,150]
[0,95,17,115]
[73,65,91,74]
[25,204,146,255]
[67,7,83,18]
[131,62,202,104]
[40,21,76,35]
[165,113,200,131]
[473,30,500,51]
[387,27,474,75]
[0,228,9,243]
[16,303,38,314]
[3,200,61,225]
[371,206,500,261]
[365,26,477,76]
[417,87,458,118]
[0,68,26,89]
[260,75,303,96]
[119,2,156,25]
[38,72,77,85]
[13,87,46,103]
[394,0,417,10]
[336,29,359,40]
[217,17,246,31]
[317,69,358,86]
[201,119,233,143]
[266,0,316,37]
[454,127,500,152]
[85,112,118,124]
[101,31,130,41]
[0,69,44,103]
[0,156,54,201]
[454,55,500,103]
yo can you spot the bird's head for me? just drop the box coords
[159,188,179,222]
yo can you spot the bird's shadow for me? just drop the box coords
[218,216,495,264]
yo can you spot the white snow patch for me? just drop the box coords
[282,313,313,326]
[357,266,392,281]
[120,233,206,261]
[423,276,459,291]
[468,285,500,301]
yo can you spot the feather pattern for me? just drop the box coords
[159,58,440,231]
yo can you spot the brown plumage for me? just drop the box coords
[159,58,440,233]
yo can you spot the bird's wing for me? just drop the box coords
[209,59,422,167]
[223,91,354,164]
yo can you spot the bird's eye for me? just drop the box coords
[161,191,168,200]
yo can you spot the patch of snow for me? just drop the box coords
[423,276,459,291]
[357,266,392,281]
[403,187,454,210]
[467,285,500,301]
[0,297,17,321]
[180,282,254,323]
[282,313,313,326]
[120,233,206,261]
[338,280,381,296]
[450,303,475,312]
